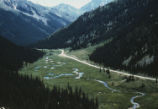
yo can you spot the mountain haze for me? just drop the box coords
[80,0,114,13]
[51,4,81,22]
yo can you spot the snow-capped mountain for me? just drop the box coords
[51,4,81,22]
[2,0,50,25]
[0,0,71,45]
[80,0,115,13]
[0,0,115,45]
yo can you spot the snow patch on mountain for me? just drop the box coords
[0,0,48,25]
[51,4,81,22]
[21,9,48,25]
[0,0,17,12]
[137,55,154,67]
[0,0,72,45]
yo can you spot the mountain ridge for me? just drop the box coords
[0,0,74,45]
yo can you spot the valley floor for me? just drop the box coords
[19,49,158,109]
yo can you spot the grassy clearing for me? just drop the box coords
[67,38,112,60]
[19,49,158,109]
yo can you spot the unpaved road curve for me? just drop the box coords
[59,49,155,81]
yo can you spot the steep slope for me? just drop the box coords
[0,35,44,71]
[33,0,119,49]
[90,0,158,76]
[35,0,154,49]
[0,0,70,46]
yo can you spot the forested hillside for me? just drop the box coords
[89,0,158,77]
[34,0,158,77]
[90,2,158,77]
[34,0,156,49]
[0,36,44,71]
[0,36,98,109]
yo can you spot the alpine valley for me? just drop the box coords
[1,0,158,109]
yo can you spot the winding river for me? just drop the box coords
[43,51,146,108]
[95,80,118,92]
[130,92,145,109]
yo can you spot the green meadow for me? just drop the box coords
[19,49,158,109]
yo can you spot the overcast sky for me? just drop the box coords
[28,0,91,8]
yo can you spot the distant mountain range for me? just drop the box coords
[80,0,114,12]
[51,4,81,22]
[34,0,158,76]
[0,0,79,45]
[0,0,113,46]
[33,0,118,49]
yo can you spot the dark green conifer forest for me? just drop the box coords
[0,36,98,109]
